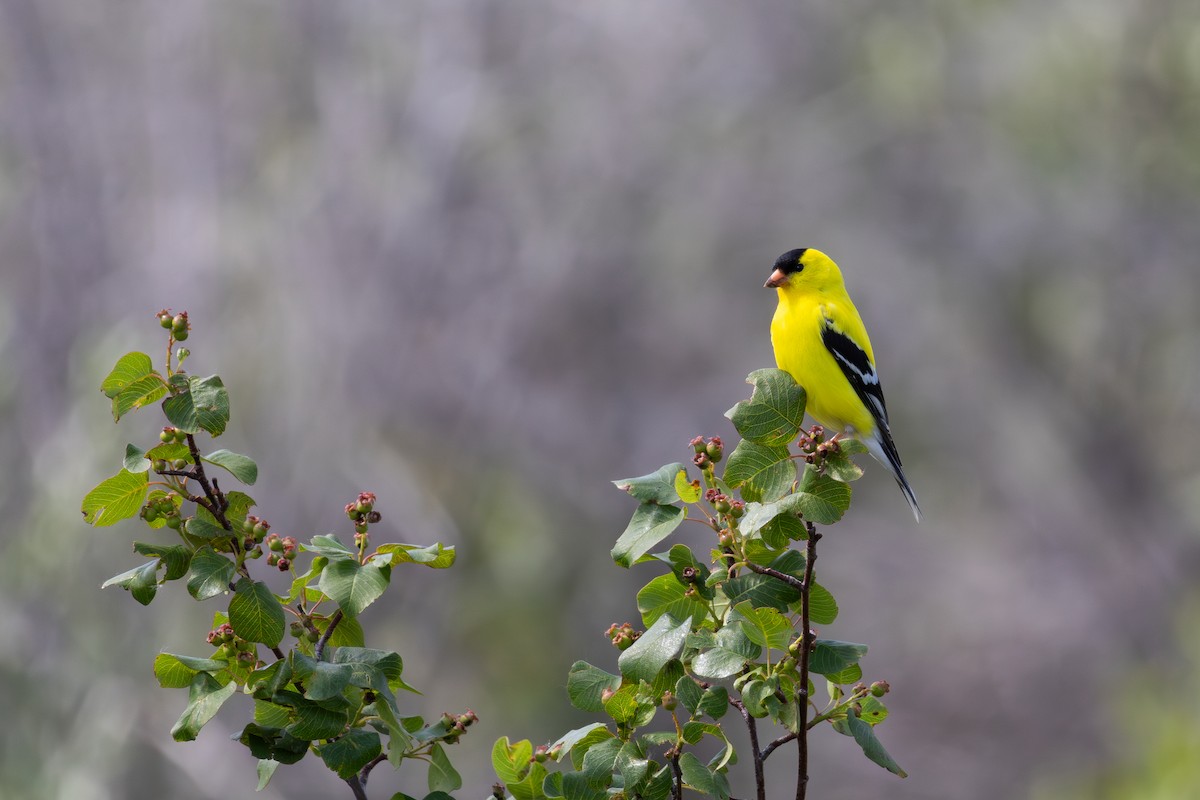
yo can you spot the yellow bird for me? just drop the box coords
[765,248,921,520]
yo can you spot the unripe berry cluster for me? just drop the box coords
[263,532,297,571]
[690,435,723,470]
[605,622,642,651]
[206,623,257,663]
[797,425,840,464]
[532,744,552,763]
[141,492,182,529]
[232,515,264,560]
[703,489,742,517]
[152,428,192,473]
[160,426,188,445]
[439,709,477,744]
[289,620,321,643]
[344,491,381,539]
[157,309,190,341]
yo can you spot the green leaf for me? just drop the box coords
[808,581,839,626]
[566,662,622,713]
[733,602,793,649]
[255,700,292,728]
[740,499,806,548]
[201,449,258,485]
[427,743,462,792]
[220,491,257,531]
[741,679,775,717]
[650,658,685,699]
[319,558,391,617]
[492,736,532,783]
[674,469,701,503]
[613,463,686,504]
[322,614,365,648]
[637,573,707,627]
[842,709,907,777]
[186,546,236,600]
[809,639,868,677]
[859,695,889,726]
[617,614,688,684]
[678,752,730,799]
[696,685,729,720]
[162,374,231,436]
[303,534,355,559]
[793,468,852,525]
[256,759,279,791]
[580,737,622,785]
[376,542,456,569]
[611,503,686,568]
[171,673,237,741]
[637,766,675,800]
[551,723,612,765]
[236,723,310,765]
[101,352,155,397]
[82,469,148,526]
[692,618,761,680]
[764,692,801,733]
[681,721,736,771]
[602,685,641,726]
[133,542,191,581]
[616,740,651,793]
[492,737,549,800]
[331,648,416,694]
[724,367,807,446]
[101,561,159,605]
[550,772,606,800]
[316,728,381,779]
[722,440,795,503]
[123,443,150,473]
[675,676,704,715]
[101,352,167,421]
[287,701,349,741]
[229,579,285,647]
[153,653,227,689]
[185,513,228,540]
[824,663,863,686]
[297,658,354,701]
[723,572,799,612]
[145,441,190,463]
[824,438,868,482]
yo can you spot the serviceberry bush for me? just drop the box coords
[493,369,906,800]
[82,311,467,800]
[81,313,907,800]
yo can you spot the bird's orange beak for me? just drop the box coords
[764,269,787,289]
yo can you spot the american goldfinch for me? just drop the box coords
[765,248,921,520]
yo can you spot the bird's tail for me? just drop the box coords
[863,428,922,522]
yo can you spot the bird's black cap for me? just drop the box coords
[773,248,807,275]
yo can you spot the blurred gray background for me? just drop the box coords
[3,1,1200,798]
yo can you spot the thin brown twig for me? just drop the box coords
[359,753,388,786]
[344,776,369,800]
[185,434,231,530]
[743,562,805,592]
[762,730,797,760]
[730,698,765,800]
[796,521,820,800]
[315,610,344,661]
[670,751,683,800]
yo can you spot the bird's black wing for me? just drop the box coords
[822,315,920,520]
[820,319,890,431]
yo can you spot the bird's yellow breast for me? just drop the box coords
[770,292,877,436]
